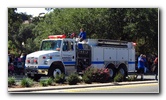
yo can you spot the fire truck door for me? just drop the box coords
[62,40,75,64]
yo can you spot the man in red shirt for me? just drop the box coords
[154,56,158,80]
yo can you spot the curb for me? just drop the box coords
[8,80,158,92]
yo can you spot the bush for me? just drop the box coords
[127,75,137,81]
[54,73,65,84]
[8,77,16,87]
[20,78,34,87]
[46,78,54,85]
[39,78,54,86]
[83,67,110,83]
[96,68,110,83]
[114,72,124,82]
[82,67,94,84]
[67,73,80,85]
[39,80,48,87]
[82,73,92,84]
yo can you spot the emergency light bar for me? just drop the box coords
[48,34,66,39]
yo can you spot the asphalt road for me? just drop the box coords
[31,82,159,93]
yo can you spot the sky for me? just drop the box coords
[16,8,49,17]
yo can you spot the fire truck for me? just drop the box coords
[25,35,136,81]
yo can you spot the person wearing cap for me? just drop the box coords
[78,28,86,42]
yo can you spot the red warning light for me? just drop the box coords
[133,42,136,46]
[48,34,66,39]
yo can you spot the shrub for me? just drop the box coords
[54,73,65,84]
[46,78,54,85]
[82,67,94,84]
[8,77,16,87]
[96,68,110,83]
[39,78,54,86]
[67,73,80,85]
[39,80,48,87]
[114,72,124,82]
[82,73,92,84]
[20,78,34,87]
[82,67,110,83]
[127,75,137,81]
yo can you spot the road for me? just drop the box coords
[31,82,159,93]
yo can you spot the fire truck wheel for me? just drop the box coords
[118,66,127,79]
[107,66,116,79]
[51,67,62,78]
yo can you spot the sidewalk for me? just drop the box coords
[8,80,158,93]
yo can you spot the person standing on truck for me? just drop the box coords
[70,32,76,39]
[78,28,86,42]
[137,54,145,80]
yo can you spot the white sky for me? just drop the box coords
[16,8,48,17]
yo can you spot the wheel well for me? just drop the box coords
[106,63,115,69]
[48,61,65,76]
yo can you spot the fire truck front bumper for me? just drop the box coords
[25,67,48,76]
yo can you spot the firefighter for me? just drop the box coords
[78,28,86,42]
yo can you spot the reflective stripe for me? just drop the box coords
[91,61,104,64]
[37,61,135,69]
[38,66,49,69]
[128,61,135,64]
[64,62,76,65]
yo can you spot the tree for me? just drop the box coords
[9,8,158,56]
[8,8,36,54]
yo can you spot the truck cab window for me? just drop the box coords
[41,40,61,51]
[63,41,74,51]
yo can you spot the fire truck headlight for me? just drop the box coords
[44,61,48,65]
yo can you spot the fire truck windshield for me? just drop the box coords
[40,40,62,51]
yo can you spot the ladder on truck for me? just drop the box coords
[97,39,128,48]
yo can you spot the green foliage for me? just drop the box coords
[39,80,49,87]
[8,8,158,56]
[54,73,65,84]
[39,78,54,86]
[8,8,35,54]
[82,68,93,84]
[20,78,34,87]
[8,77,16,87]
[127,75,137,81]
[114,72,124,82]
[46,78,54,85]
[67,73,80,85]
[82,75,92,84]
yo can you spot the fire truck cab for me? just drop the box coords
[25,35,136,81]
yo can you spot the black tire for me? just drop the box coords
[50,66,63,79]
[107,65,116,79]
[118,66,127,79]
